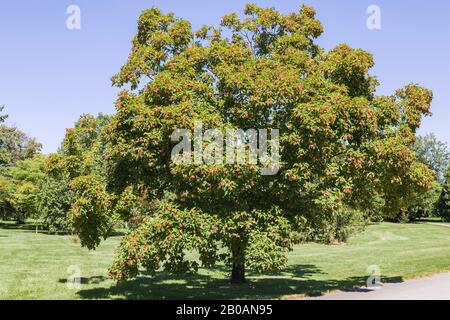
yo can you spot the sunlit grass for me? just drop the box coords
[1,221,450,299]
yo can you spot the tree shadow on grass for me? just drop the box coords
[76,264,403,300]
[59,276,108,285]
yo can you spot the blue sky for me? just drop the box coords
[0,0,448,153]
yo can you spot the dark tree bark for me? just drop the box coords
[230,242,246,284]
[231,261,246,284]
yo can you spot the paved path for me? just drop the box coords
[306,272,450,300]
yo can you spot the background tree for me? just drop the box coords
[37,175,74,233]
[0,125,41,168]
[71,4,434,284]
[436,167,450,221]
[45,113,111,179]
[0,154,47,222]
[413,133,449,183]
[43,113,112,234]
[0,106,43,222]
[0,105,9,123]
[404,180,442,221]
[400,134,450,221]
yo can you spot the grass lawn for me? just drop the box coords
[1,221,450,300]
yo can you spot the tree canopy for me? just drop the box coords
[0,125,41,169]
[64,4,434,283]
[0,154,46,222]
[436,167,450,221]
[414,133,449,183]
[43,114,112,234]
[0,106,44,221]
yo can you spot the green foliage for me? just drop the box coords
[306,206,368,243]
[109,200,218,282]
[0,125,41,168]
[37,176,74,233]
[399,133,450,222]
[414,133,449,183]
[227,206,301,273]
[70,4,434,283]
[69,174,115,250]
[41,113,112,234]
[0,106,43,221]
[406,179,442,221]
[114,186,147,223]
[0,105,8,123]
[436,168,450,222]
[0,155,46,221]
[45,113,111,179]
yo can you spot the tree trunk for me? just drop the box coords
[230,242,246,284]
[231,261,246,284]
